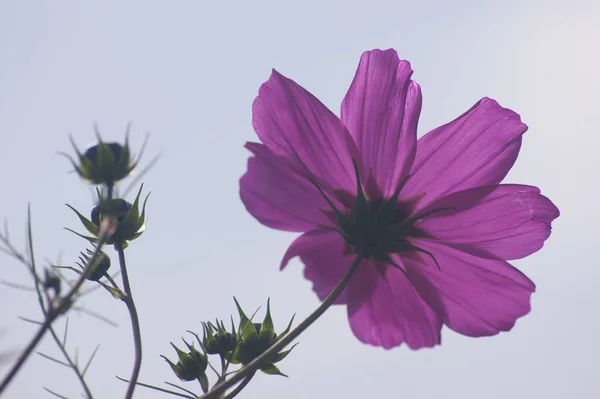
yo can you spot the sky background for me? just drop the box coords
[0,0,598,398]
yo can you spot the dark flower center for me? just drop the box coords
[314,162,443,273]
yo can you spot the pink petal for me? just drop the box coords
[418,185,560,260]
[240,143,335,232]
[347,258,442,349]
[253,70,360,193]
[405,240,535,337]
[341,49,421,196]
[281,228,356,304]
[403,98,527,210]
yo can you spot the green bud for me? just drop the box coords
[66,184,150,247]
[76,248,111,281]
[62,126,138,187]
[161,341,208,382]
[42,268,61,295]
[230,298,296,377]
[202,320,237,356]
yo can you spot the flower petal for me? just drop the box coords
[253,70,360,192]
[404,98,527,210]
[418,185,560,260]
[240,143,334,232]
[341,49,421,196]
[281,228,355,304]
[405,240,535,337]
[347,258,442,349]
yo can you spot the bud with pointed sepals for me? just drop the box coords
[202,319,237,356]
[61,125,139,187]
[161,340,209,388]
[42,268,61,295]
[75,248,111,281]
[230,298,296,377]
[66,185,149,248]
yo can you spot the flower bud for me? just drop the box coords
[230,298,296,377]
[42,268,62,295]
[202,320,237,356]
[161,341,208,382]
[77,248,111,281]
[66,185,149,248]
[62,126,138,187]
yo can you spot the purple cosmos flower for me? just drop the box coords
[240,49,559,350]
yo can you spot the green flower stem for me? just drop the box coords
[116,244,143,399]
[223,371,255,399]
[0,225,110,395]
[200,252,365,399]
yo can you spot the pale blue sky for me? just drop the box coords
[1,0,598,398]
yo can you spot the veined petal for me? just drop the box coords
[281,228,355,304]
[405,240,535,337]
[418,185,560,260]
[404,98,527,210]
[253,70,360,192]
[341,49,421,197]
[347,258,442,349]
[240,143,335,232]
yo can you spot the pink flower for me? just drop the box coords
[240,49,559,349]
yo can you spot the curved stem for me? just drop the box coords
[116,245,143,399]
[223,372,255,399]
[200,252,364,399]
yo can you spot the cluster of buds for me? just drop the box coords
[162,298,296,394]
[63,127,149,249]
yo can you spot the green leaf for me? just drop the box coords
[170,342,189,363]
[273,342,298,363]
[97,142,117,175]
[102,284,124,300]
[119,185,143,232]
[229,346,241,365]
[260,363,288,377]
[66,204,99,236]
[117,142,131,172]
[53,265,83,275]
[131,192,150,237]
[234,297,258,342]
[64,228,97,243]
[258,298,275,344]
[276,313,296,340]
[68,135,84,163]
[202,322,217,349]
[199,373,209,393]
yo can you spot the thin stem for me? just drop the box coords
[116,244,142,399]
[0,317,53,393]
[200,252,365,399]
[0,226,110,395]
[26,205,46,317]
[223,372,255,399]
[48,326,94,398]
